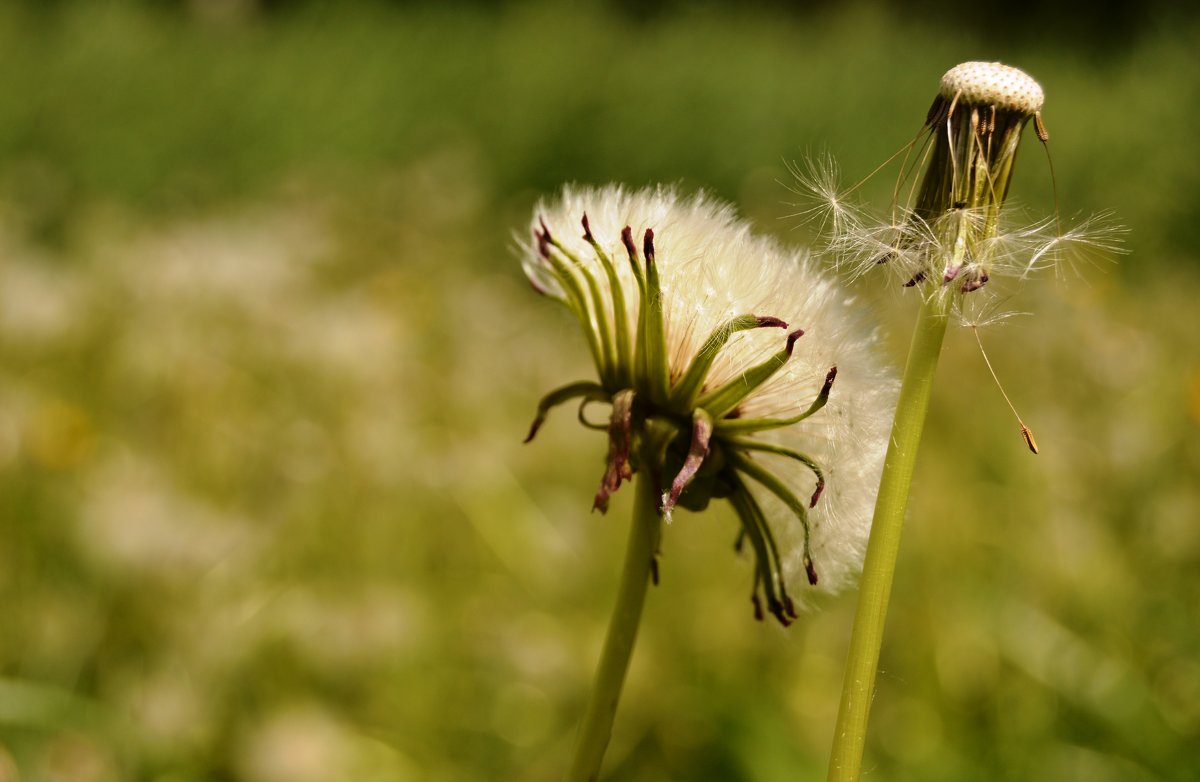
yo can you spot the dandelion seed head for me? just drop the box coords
[522,185,896,612]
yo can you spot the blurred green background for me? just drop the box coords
[1,1,1198,780]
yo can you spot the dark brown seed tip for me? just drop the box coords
[786,328,805,354]
[643,228,656,264]
[752,593,764,622]
[650,556,660,586]
[581,213,594,242]
[620,225,637,259]
[805,559,819,586]
[769,601,793,627]
[809,478,825,508]
[756,316,788,329]
[903,270,927,287]
[522,416,545,444]
[821,366,838,396]
[535,226,551,259]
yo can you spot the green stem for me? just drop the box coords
[826,292,950,782]
[564,470,664,782]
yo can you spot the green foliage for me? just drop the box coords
[0,2,1198,780]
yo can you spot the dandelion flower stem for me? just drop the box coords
[565,467,664,782]
[827,291,950,782]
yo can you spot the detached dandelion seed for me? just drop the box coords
[520,185,894,781]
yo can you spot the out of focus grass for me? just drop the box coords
[0,1,1198,780]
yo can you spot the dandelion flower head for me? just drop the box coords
[521,185,895,622]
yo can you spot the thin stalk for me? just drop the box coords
[564,469,664,782]
[826,291,950,782]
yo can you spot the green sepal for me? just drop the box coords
[643,230,670,405]
[714,366,836,435]
[619,225,647,294]
[576,397,612,431]
[546,232,617,388]
[536,221,607,378]
[625,227,669,405]
[697,328,805,419]
[723,436,826,508]
[728,449,818,585]
[582,213,632,385]
[668,315,788,412]
[523,380,609,443]
[620,227,651,394]
[728,479,797,626]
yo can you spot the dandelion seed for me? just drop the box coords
[521,185,895,619]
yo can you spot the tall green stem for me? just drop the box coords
[564,470,663,782]
[827,292,950,782]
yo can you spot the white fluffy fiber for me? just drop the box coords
[525,185,897,599]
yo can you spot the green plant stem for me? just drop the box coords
[564,470,663,782]
[827,292,950,782]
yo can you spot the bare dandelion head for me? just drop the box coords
[789,62,1124,457]
[939,61,1045,115]
[795,61,1122,305]
[900,60,1048,294]
[520,185,895,622]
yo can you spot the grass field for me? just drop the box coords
[1,2,1198,780]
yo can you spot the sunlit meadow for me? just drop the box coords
[1,2,1198,781]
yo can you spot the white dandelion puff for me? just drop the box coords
[520,184,895,620]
